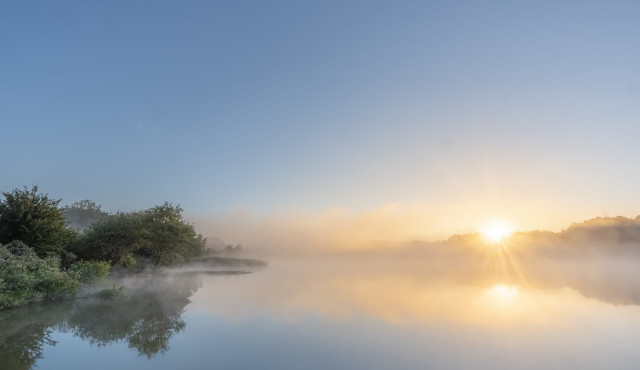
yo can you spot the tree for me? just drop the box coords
[63,200,109,231]
[0,186,70,257]
[70,212,146,266]
[137,203,206,266]
[71,202,205,266]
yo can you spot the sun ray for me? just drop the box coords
[474,218,530,288]
[503,247,529,287]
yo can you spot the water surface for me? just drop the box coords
[3,258,640,369]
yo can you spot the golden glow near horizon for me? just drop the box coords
[479,219,513,243]
[486,284,520,304]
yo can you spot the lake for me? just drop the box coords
[2,257,640,369]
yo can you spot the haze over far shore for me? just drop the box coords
[191,205,640,255]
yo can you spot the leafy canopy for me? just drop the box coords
[0,186,70,257]
[72,202,205,266]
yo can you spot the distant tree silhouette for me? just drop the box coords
[63,200,109,231]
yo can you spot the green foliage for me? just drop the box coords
[0,241,78,309]
[0,242,111,310]
[70,211,146,266]
[0,186,70,257]
[95,285,126,299]
[68,260,111,284]
[63,200,109,231]
[137,203,206,265]
[72,202,205,267]
[120,253,137,267]
[60,250,78,270]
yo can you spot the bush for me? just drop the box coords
[68,260,111,284]
[0,242,111,310]
[0,241,78,309]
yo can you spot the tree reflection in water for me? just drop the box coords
[0,302,70,370]
[0,273,201,369]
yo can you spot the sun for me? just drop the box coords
[486,284,519,305]
[479,219,513,243]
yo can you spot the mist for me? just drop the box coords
[193,211,640,307]
[190,201,580,254]
[6,212,640,369]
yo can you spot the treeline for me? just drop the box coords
[0,186,206,309]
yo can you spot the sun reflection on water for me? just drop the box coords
[190,260,631,329]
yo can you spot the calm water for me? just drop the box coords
[3,258,640,370]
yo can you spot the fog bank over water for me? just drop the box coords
[191,201,585,252]
[194,209,640,256]
[195,212,640,306]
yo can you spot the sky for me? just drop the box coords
[2,1,640,240]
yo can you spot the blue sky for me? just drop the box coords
[2,1,640,233]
